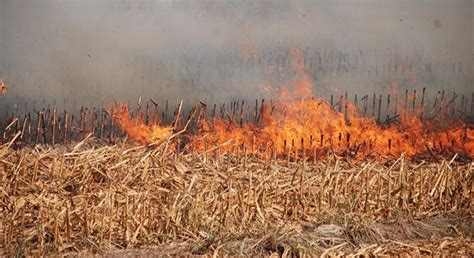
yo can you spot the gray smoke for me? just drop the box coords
[0,0,472,113]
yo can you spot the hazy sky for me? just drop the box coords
[0,0,472,110]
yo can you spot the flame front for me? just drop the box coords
[114,50,473,160]
[194,76,473,159]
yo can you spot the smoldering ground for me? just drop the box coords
[0,0,472,114]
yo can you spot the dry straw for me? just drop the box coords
[0,135,472,256]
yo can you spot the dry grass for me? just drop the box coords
[0,136,473,256]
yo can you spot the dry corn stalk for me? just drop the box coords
[0,137,472,256]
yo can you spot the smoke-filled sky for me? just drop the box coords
[0,0,472,111]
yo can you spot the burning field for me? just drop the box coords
[1,63,473,256]
[1,1,473,256]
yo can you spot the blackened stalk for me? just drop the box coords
[412,89,417,115]
[212,104,216,119]
[420,87,425,119]
[240,100,244,127]
[99,108,104,139]
[386,94,391,121]
[372,93,376,118]
[63,110,68,143]
[339,95,343,113]
[52,107,57,145]
[254,99,258,124]
[394,92,398,118]
[377,94,382,123]
[256,99,264,125]
[404,89,408,119]
[362,94,368,116]
[35,111,41,143]
[471,92,474,116]
[145,101,150,125]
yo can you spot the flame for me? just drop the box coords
[114,50,473,160]
[114,106,172,144]
[193,77,473,159]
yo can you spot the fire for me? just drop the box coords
[192,74,473,159]
[114,50,473,160]
[114,106,172,145]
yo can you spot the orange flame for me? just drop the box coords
[193,78,473,159]
[114,106,172,144]
[114,49,473,160]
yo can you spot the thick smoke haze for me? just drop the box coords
[0,0,472,112]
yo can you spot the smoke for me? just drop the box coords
[0,0,472,113]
